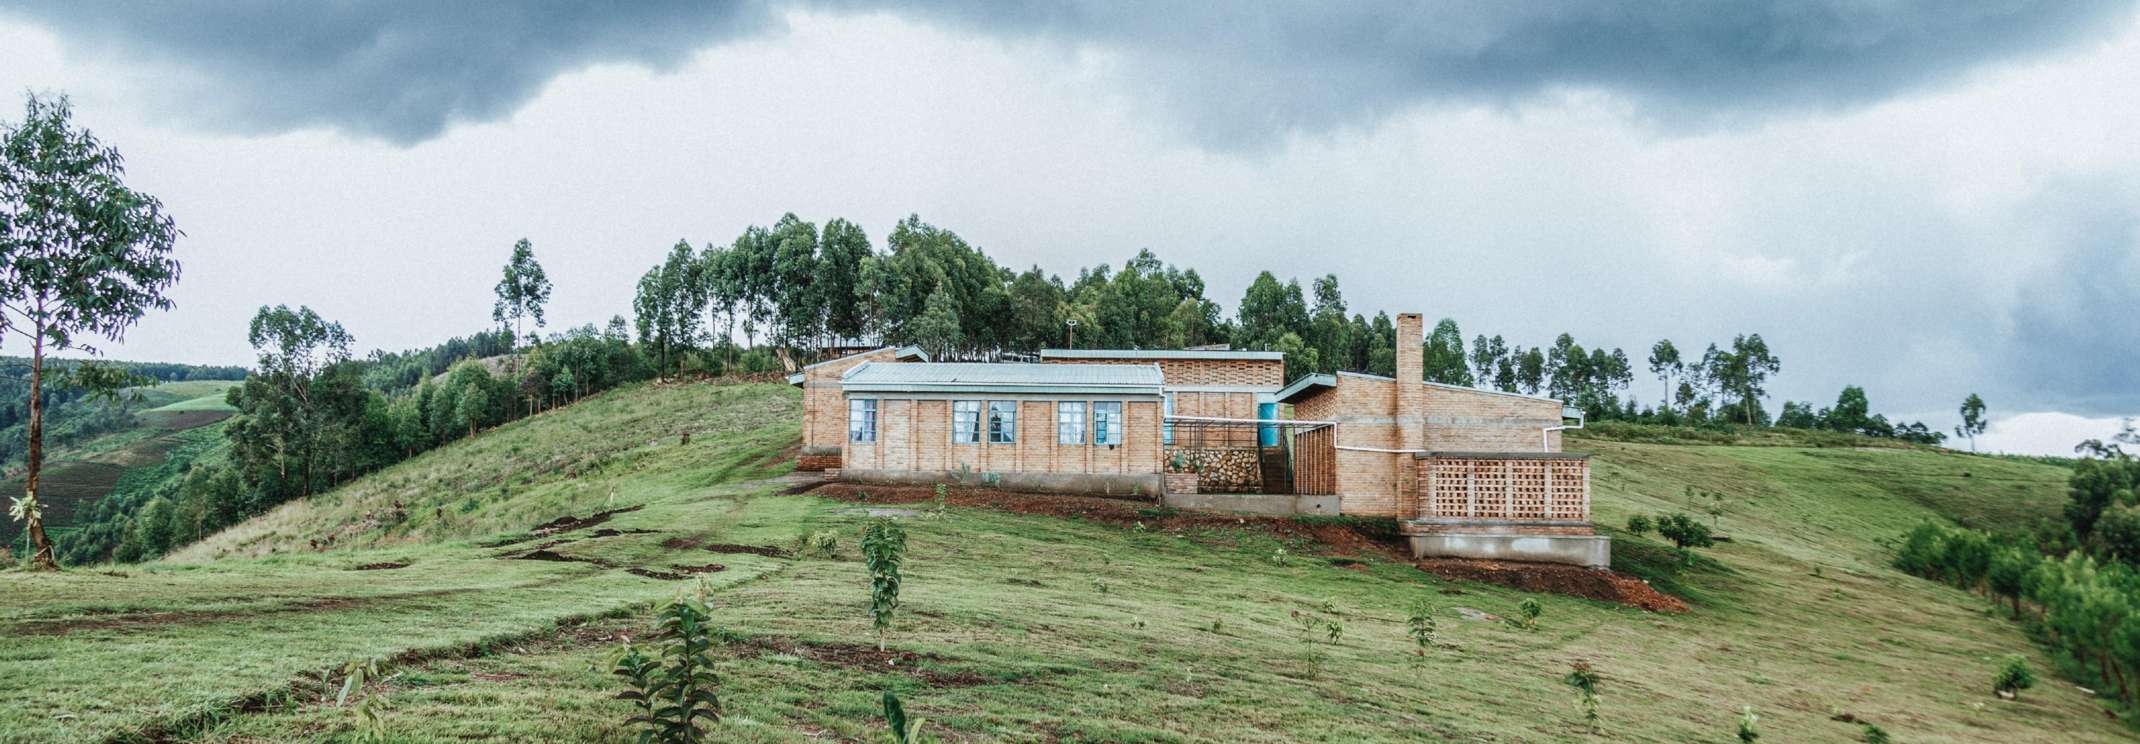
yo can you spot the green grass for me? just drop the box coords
[0,382,2123,743]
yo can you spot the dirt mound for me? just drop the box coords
[1415,558,1689,613]
[734,637,988,687]
[589,527,659,538]
[802,482,1406,559]
[352,562,408,571]
[529,504,645,536]
[627,563,727,580]
[700,543,790,558]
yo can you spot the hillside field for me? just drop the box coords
[0,381,2123,742]
[0,380,238,548]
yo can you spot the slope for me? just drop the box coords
[0,381,2119,743]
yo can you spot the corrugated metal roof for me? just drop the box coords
[842,362,1163,395]
[1040,348,1285,361]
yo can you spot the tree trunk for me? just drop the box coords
[24,336,57,570]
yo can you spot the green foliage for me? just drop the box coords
[1405,598,1437,657]
[336,656,392,741]
[1654,513,1715,560]
[1624,514,1653,536]
[1506,598,1543,631]
[1860,723,1890,743]
[1,92,183,568]
[881,690,926,744]
[1562,661,1600,732]
[614,586,724,743]
[862,518,908,651]
[794,528,841,559]
[1735,706,1758,742]
[1956,393,1988,451]
[1994,654,2035,698]
[492,238,552,345]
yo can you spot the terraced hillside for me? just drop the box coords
[0,380,2120,743]
[0,380,238,549]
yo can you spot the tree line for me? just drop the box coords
[1893,423,2140,713]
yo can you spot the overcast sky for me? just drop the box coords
[0,2,2134,456]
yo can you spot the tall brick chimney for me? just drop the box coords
[1394,313,1426,452]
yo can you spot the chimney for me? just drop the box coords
[1394,313,1426,451]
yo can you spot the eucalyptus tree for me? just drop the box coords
[816,218,873,344]
[1648,339,1682,411]
[0,93,181,570]
[491,238,552,346]
[633,241,704,376]
[1956,393,1988,451]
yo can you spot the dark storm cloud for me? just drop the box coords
[1999,181,2140,415]
[4,1,2135,145]
[0,0,778,143]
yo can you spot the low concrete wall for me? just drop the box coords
[1162,492,1341,516]
[839,468,1162,500]
[1409,533,1612,569]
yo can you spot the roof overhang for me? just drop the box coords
[1040,348,1285,362]
[787,345,930,386]
[1273,373,1337,404]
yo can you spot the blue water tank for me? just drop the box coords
[1257,401,1279,446]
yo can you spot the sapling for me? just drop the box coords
[882,690,927,744]
[1405,598,1438,658]
[613,584,724,743]
[1562,661,1601,732]
[336,656,392,742]
[1736,706,1759,743]
[862,518,909,652]
[1860,724,1890,744]
[1507,598,1543,631]
[1323,618,1345,643]
[1993,654,2035,699]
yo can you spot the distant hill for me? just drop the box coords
[0,376,241,554]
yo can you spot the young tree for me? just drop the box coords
[1956,393,1988,452]
[862,518,909,652]
[0,94,182,570]
[1647,339,1682,411]
[491,238,552,346]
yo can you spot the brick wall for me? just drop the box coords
[1047,356,1284,388]
[799,348,902,452]
[1419,384,1566,452]
[843,395,1163,479]
[1292,373,1405,516]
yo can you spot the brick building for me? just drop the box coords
[793,314,1604,566]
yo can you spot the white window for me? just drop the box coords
[951,400,981,444]
[1057,401,1087,445]
[1092,401,1124,445]
[848,399,877,443]
[988,401,1018,443]
[1161,393,1174,445]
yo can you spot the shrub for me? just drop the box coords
[614,586,724,743]
[1993,654,2035,698]
[1736,706,1759,743]
[1507,598,1543,631]
[1861,724,1890,744]
[862,518,909,651]
[794,529,841,559]
[1655,513,1715,560]
[1562,661,1600,731]
[1624,514,1653,536]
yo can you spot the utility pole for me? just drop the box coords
[1066,318,1079,349]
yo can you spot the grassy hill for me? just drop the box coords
[0,380,239,550]
[0,381,2121,742]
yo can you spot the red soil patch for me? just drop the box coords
[700,542,791,558]
[735,637,988,687]
[352,561,408,571]
[803,482,1406,559]
[1415,558,1689,614]
[530,504,645,536]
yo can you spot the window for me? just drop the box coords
[1057,401,1087,445]
[848,399,877,443]
[1092,401,1124,445]
[951,400,981,444]
[987,401,1018,443]
[1161,393,1174,445]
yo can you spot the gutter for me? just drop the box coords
[1542,409,1586,451]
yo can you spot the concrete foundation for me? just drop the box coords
[1161,492,1341,516]
[1408,532,1611,569]
[838,468,1163,500]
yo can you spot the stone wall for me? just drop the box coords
[1164,446,1260,493]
